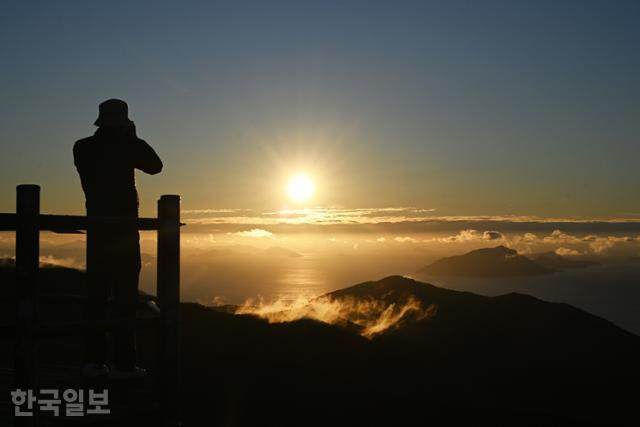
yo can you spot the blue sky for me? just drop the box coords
[1,0,638,217]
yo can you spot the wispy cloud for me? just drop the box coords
[423,229,505,243]
[555,247,582,256]
[179,208,640,236]
[184,207,439,226]
[236,295,436,338]
[229,229,274,238]
[394,236,418,243]
[509,229,640,255]
[182,209,247,214]
[39,255,85,269]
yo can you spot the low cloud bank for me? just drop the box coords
[39,255,85,269]
[235,295,436,338]
[229,229,274,238]
[435,229,504,243]
[510,229,640,257]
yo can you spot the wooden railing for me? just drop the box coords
[0,184,182,426]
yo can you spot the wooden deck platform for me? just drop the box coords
[1,186,182,426]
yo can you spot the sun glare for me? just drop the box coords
[287,174,315,203]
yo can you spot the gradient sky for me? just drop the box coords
[1,0,638,218]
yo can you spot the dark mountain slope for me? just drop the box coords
[328,275,637,356]
[327,276,639,425]
[1,261,638,426]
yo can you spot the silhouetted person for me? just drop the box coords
[73,99,162,379]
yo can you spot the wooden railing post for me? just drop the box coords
[157,195,181,426]
[15,184,40,426]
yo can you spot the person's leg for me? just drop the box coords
[84,229,111,365]
[111,231,142,370]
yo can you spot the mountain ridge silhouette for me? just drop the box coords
[1,260,638,426]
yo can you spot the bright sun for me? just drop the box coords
[287,174,315,203]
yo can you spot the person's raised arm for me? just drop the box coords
[134,138,163,175]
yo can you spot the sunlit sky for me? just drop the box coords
[1,1,639,218]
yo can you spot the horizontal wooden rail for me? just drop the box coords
[41,214,164,231]
[0,213,160,231]
[1,213,185,232]
[0,213,16,231]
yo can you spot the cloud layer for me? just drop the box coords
[180,208,640,236]
[235,295,436,338]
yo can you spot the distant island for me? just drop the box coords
[417,245,553,277]
[416,245,602,278]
